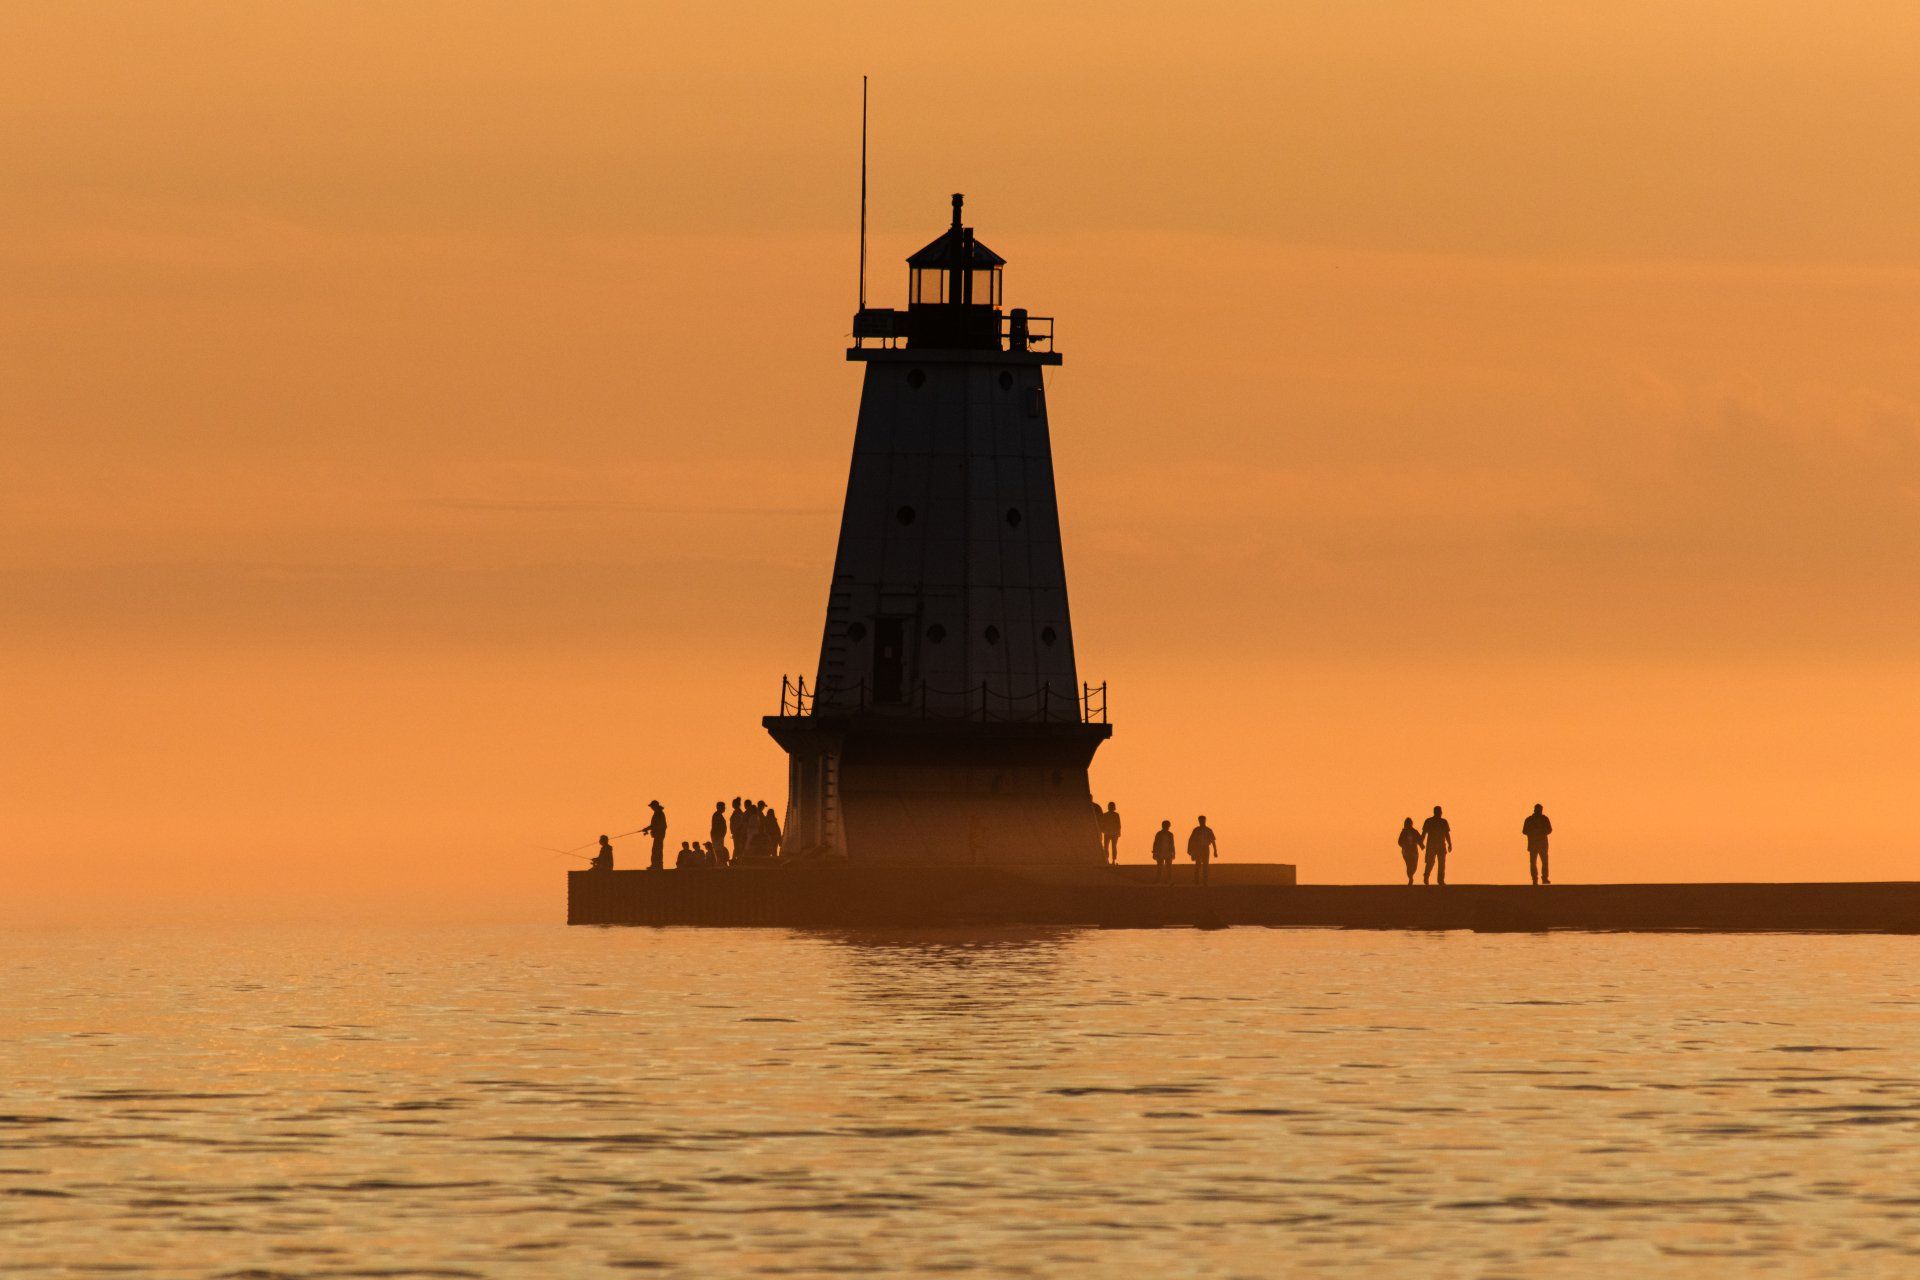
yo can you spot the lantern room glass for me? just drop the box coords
[910,268,946,305]
[971,268,1003,306]
[911,266,1002,306]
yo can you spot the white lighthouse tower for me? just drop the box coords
[765,193,1110,865]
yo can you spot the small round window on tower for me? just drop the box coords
[1040,626,1058,646]
[983,625,1001,645]
[896,505,916,526]
[847,622,868,642]
[907,368,926,389]
[998,371,1013,391]
[926,623,947,643]
[1005,508,1022,528]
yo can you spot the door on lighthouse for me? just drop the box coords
[872,617,907,704]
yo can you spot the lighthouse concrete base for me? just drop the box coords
[764,715,1112,866]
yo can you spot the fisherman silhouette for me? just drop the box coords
[711,801,729,858]
[590,835,614,872]
[1523,804,1553,885]
[1420,806,1451,885]
[1397,818,1423,885]
[646,800,669,870]
[1100,802,1122,863]
[1151,820,1176,883]
[1187,816,1218,886]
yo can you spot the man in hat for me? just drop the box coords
[645,800,669,871]
[710,801,730,865]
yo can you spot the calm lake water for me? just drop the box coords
[3,925,1917,1278]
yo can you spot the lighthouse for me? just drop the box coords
[764,194,1111,865]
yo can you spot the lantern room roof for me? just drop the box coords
[905,193,1006,269]
[907,230,1005,269]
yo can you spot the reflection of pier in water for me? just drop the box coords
[819,929,1076,1014]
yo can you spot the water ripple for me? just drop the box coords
[2,925,1916,1278]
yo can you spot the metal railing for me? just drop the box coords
[845,309,1055,353]
[1004,312,1054,353]
[778,674,1106,724]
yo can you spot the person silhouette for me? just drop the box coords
[645,801,669,870]
[1396,818,1421,886]
[1151,820,1176,883]
[729,797,749,861]
[1187,816,1218,886]
[761,802,783,860]
[711,801,729,860]
[1420,806,1451,885]
[1523,804,1553,885]
[729,805,752,867]
[674,840,694,869]
[590,835,614,872]
[1100,802,1122,863]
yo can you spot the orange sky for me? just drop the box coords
[6,2,1920,922]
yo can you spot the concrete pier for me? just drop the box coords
[568,868,1920,933]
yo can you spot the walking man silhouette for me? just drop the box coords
[1420,806,1451,885]
[1396,818,1422,886]
[1151,820,1176,883]
[1187,816,1218,886]
[1523,804,1553,885]
[645,800,669,871]
[1100,802,1122,863]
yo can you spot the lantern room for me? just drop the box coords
[903,193,1006,349]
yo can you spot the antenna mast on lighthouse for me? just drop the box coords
[858,75,869,312]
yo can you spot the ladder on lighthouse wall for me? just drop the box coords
[821,750,844,854]
[817,574,855,693]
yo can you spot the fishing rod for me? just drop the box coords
[557,825,654,855]
[535,844,595,861]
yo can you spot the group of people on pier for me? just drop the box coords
[1095,800,1556,886]
[1096,802,1221,885]
[685,797,784,868]
[587,796,1555,885]
[1395,804,1554,886]
[586,796,783,872]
